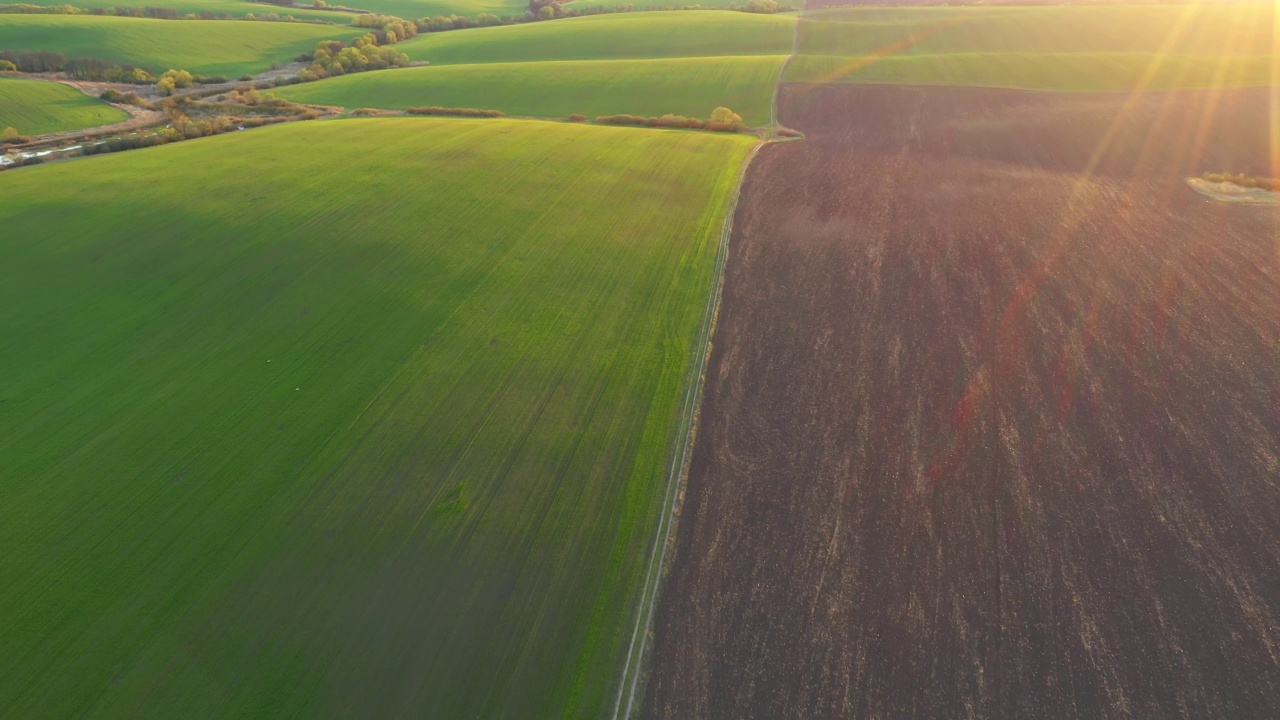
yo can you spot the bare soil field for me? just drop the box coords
[644,84,1280,719]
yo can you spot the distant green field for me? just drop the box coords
[0,15,362,75]
[0,76,127,134]
[0,117,755,719]
[798,4,1277,57]
[13,0,354,21]
[399,11,794,64]
[787,52,1274,91]
[787,4,1280,91]
[272,55,783,123]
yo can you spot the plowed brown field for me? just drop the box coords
[644,84,1280,719]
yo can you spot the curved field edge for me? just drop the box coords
[397,11,795,65]
[0,15,363,75]
[269,56,785,125]
[0,117,755,719]
[611,134,769,720]
[0,77,128,134]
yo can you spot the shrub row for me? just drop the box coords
[1202,172,1280,191]
[407,106,505,117]
[0,50,156,82]
[595,107,747,133]
[99,88,152,108]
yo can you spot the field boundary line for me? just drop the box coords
[770,6,803,131]
[613,15,804,717]
[611,137,767,720]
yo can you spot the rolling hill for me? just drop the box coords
[0,76,128,135]
[397,10,795,65]
[0,115,755,720]
[271,55,783,124]
[0,14,362,75]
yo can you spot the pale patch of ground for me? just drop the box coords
[1187,177,1279,205]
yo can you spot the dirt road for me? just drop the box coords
[644,84,1280,719]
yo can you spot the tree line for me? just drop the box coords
[0,2,337,23]
[391,105,751,133]
[0,50,239,84]
[407,106,505,117]
[595,107,748,132]
[0,50,157,81]
[1202,172,1280,191]
[526,0,794,20]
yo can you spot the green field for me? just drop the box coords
[787,51,1275,92]
[0,15,362,75]
[0,76,128,134]
[12,0,355,21]
[272,55,783,123]
[786,4,1279,90]
[0,116,754,719]
[398,11,794,64]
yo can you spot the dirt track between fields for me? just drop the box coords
[644,84,1280,719]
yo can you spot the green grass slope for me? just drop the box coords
[398,10,794,64]
[0,116,755,719]
[273,55,783,123]
[0,15,362,75]
[0,76,128,134]
[787,4,1280,91]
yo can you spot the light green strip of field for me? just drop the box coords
[272,55,784,124]
[796,4,1278,57]
[0,76,128,134]
[0,15,363,75]
[785,52,1277,92]
[398,10,795,64]
[0,116,755,720]
[315,0,524,21]
[12,0,355,21]
[785,4,1280,92]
